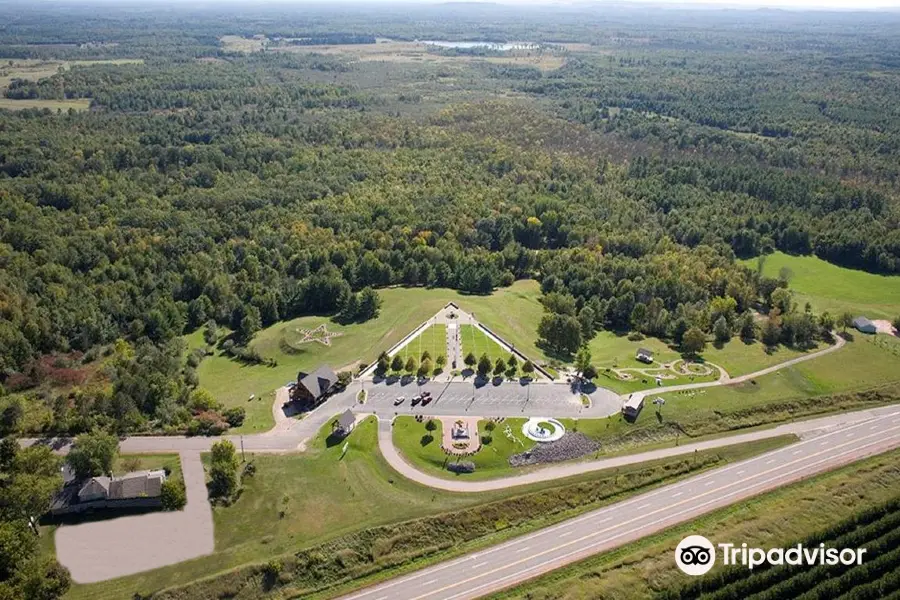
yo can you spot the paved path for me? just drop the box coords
[375,404,900,492]
[342,408,900,600]
[55,451,214,584]
[627,333,846,406]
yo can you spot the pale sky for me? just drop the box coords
[233,0,900,12]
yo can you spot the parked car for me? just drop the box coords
[411,395,422,406]
[421,395,432,406]
[394,396,405,406]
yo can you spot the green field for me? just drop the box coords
[742,251,900,320]
[393,324,447,366]
[588,330,818,395]
[112,454,182,481]
[0,98,91,111]
[494,449,900,600]
[185,281,544,432]
[68,416,792,600]
[614,334,900,446]
[460,324,513,367]
[393,417,539,480]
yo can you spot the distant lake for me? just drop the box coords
[419,40,540,51]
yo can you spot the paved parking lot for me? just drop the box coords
[357,380,621,419]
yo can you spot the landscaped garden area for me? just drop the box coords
[182,281,545,432]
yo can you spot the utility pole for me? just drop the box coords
[240,435,245,462]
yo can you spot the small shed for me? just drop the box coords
[853,316,877,334]
[622,395,645,418]
[333,409,356,437]
[635,348,654,364]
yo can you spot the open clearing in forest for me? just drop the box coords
[741,251,900,320]
[184,281,545,432]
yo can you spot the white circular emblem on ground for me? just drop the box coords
[675,535,716,576]
[521,418,565,442]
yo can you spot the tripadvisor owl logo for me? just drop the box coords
[675,535,716,576]
[675,535,868,576]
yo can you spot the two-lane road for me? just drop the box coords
[342,409,900,600]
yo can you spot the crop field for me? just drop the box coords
[393,324,447,365]
[742,252,900,320]
[671,498,900,600]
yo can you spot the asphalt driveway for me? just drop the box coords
[54,451,214,584]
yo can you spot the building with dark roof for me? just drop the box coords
[294,365,339,404]
[635,348,654,364]
[51,470,167,516]
[333,409,357,437]
[853,316,877,334]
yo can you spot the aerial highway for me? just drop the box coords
[341,408,900,600]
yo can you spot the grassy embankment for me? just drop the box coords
[65,417,793,600]
[492,448,900,600]
[183,281,545,433]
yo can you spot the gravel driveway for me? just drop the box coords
[55,451,214,584]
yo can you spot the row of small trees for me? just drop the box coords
[463,352,535,380]
[376,350,447,378]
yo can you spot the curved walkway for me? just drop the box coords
[376,403,897,493]
[625,333,846,406]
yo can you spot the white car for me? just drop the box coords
[394,396,405,406]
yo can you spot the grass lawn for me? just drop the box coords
[494,448,900,600]
[392,416,537,480]
[112,454,183,483]
[741,251,900,320]
[68,416,793,600]
[587,331,719,394]
[460,324,513,365]
[701,336,817,375]
[393,324,447,364]
[604,334,900,448]
[183,281,544,433]
[0,98,91,111]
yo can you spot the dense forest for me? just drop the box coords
[0,3,898,435]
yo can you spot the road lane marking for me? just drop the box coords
[793,450,803,455]
[432,429,900,600]
[515,546,531,553]
[736,470,745,475]
[765,459,776,465]
[350,415,898,600]
[403,424,900,600]
[671,492,683,498]
[559,531,573,538]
